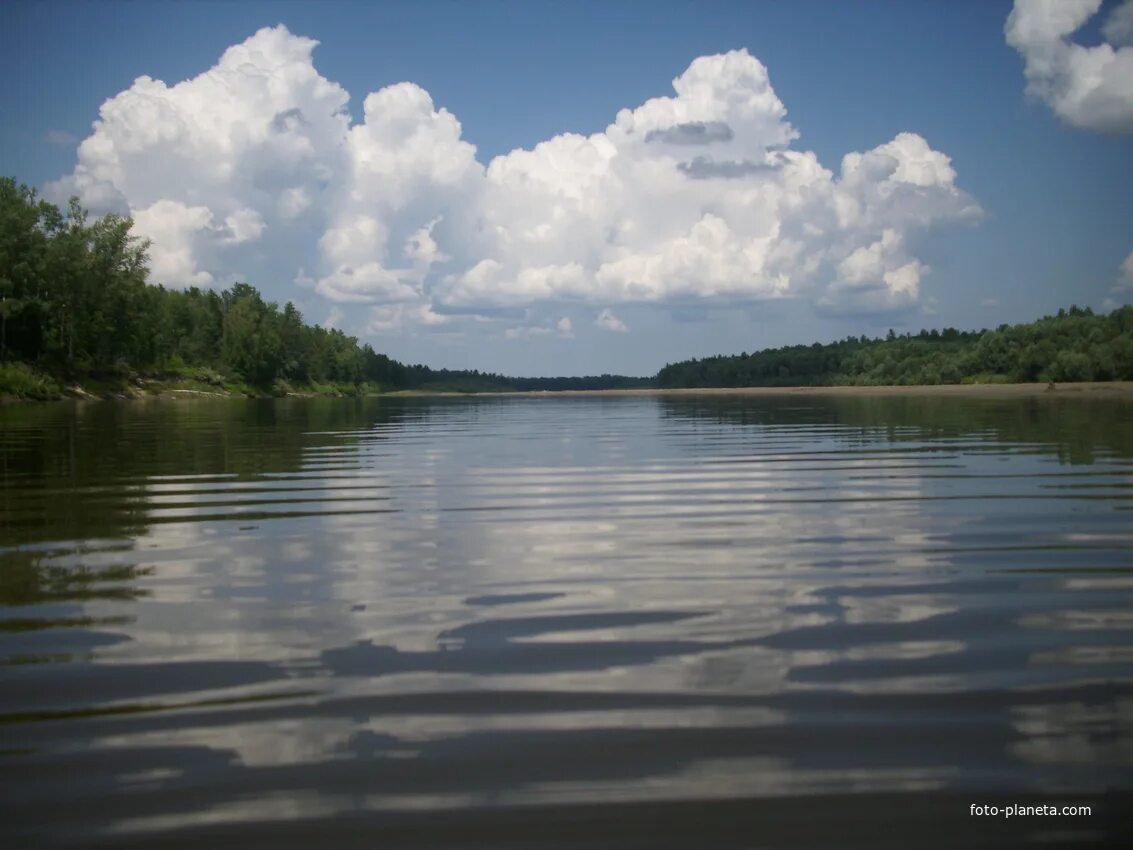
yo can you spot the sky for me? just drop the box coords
[2,0,1132,377]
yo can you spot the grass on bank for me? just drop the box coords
[0,362,63,401]
[0,362,391,402]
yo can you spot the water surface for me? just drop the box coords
[2,394,1132,847]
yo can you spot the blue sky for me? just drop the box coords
[3,0,1131,376]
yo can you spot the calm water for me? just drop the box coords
[2,393,1132,848]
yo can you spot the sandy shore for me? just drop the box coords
[436,381,1133,399]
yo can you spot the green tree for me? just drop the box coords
[221,287,284,386]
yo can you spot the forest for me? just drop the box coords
[657,306,1133,388]
[2,176,1131,400]
[0,178,646,398]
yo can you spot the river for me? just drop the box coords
[2,393,1131,847]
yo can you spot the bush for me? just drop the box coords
[0,362,62,400]
[961,372,1010,385]
[1051,351,1092,383]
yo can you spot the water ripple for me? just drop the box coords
[2,394,1132,846]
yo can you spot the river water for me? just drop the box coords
[2,393,1131,848]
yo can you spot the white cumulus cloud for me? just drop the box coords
[1116,250,1133,291]
[435,54,977,315]
[130,200,216,286]
[1006,0,1133,133]
[51,25,981,337]
[595,308,629,333]
[366,302,454,333]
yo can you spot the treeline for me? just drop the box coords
[5,177,1131,399]
[367,367,651,393]
[0,178,376,391]
[0,179,647,396]
[512,374,651,391]
[658,306,1133,388]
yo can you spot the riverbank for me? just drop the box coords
[4,357,1132,404]
[0,362,374,404]
[419,381,1133,399]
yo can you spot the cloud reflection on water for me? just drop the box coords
[2,394,1132,844]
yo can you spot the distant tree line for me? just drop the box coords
[0,178,647,395]
[4,177,1131,397]
[658,306,1133,388]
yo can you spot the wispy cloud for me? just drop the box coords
[43,129,77,146]
[595,309,628,333]
[1115,250,1133,292]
